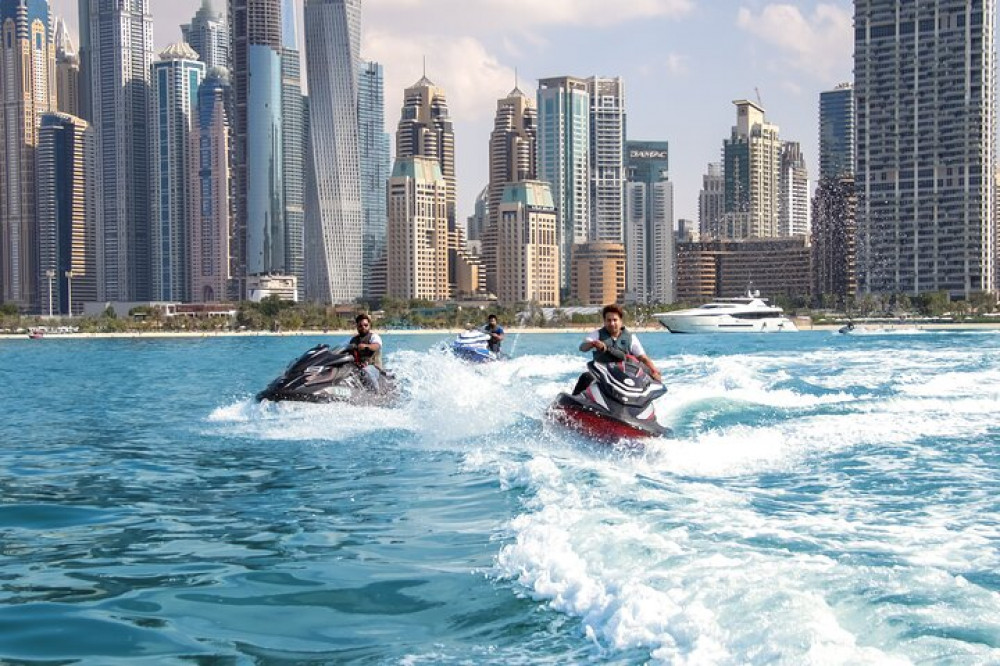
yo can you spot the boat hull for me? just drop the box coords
[657,315,798,334]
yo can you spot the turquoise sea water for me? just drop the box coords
[2,329,1000,664]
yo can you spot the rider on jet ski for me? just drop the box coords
[346,313,384,390]
[574,304,661,394]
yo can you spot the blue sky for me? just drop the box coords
[53,0,853,225]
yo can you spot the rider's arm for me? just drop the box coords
[637,354,662,381]
[579,330,603,352]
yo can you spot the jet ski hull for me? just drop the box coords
[256,344,398,406]
[550,392,670,441]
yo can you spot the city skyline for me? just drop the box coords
[50,0,855,225]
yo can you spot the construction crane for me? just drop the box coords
[755,87,763,108]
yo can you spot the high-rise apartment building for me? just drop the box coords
[813,83,857,306]
[358,61,390,301]
[303,0,363,303]
[396,73,456,230]
[281,0,304,301]
[485,86,536,294]
[625,141,673,304]
[1,0,55,311]
[855,0,996,297]
[53,17,79,116]
[189,68,232,303]
[537,76,589,294]
[79,0,154,301]
[588,76,625,243]
[722,100,781,239]
[182,0,228,71]
[36,112,95,315]
[818,83,854,181]
[386,157,449,300]
[779,141,810,237]
[699,162,725,240]
[152,43,205,302]
[495,181,559,306]
[229,0,283,298]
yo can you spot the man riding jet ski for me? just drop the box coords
[549,304,670,440]
[450,329,499,363]
[256,314,397,405]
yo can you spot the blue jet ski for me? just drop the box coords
[450,330,500,363]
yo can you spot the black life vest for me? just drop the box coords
[593,327,633,364]
[349,332,383,368]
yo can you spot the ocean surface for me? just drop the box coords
[2,328,1000,665]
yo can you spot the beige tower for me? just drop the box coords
[386,157,450,300]
[571,241,626,306]
[53,16,78,116]
[496,181,559,307]
[396,74,455,229]
[0,1,55,311]
[722,100,782,239]
[485,86,536,295]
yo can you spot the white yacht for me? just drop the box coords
[654,291,798,334]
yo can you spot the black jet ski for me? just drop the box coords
[256,344,398,405]
[549,358,670,441]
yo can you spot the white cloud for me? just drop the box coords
[366,0,694,30]
[736,3,852,80]
[363,31,516,125]
[664,52,690,76]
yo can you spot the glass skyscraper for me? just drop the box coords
[537,76,590,294]
[303,0,363,303]
[79,0,154,301]
[182,0,228,71]
[625,141,673,304]
[152,43,205,302]
[818,83,854,181]
[358,61,390,302]
[281,0,305,301]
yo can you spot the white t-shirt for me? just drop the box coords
[348,332,382,347]
[585,328,646,357]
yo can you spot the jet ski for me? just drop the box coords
[449,329,500,363]
[549,358,670,441]
[256,344,398,405]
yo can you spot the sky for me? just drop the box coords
[51,0,854,226]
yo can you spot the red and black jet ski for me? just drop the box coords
[549,358,670,441]
[257,344,398,405]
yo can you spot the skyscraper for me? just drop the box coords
[778,141,810,237]
[495,181,559,306]
[303,0,363,303]
[358,60,390,301]
[396,73,456,230]
[721,100,781,239]
[281,0,304,301]
[855,0,996,298]
[486,86,536,294]
[818,83,854,181]
[53,16,79,116]
[537,76,590,294]
[699,162,724,239]
[588,76,626,243]
[79,0,154,301]
[386,157,449,300]
[625,141,673,304]
[152,43,205,302]
[36,112,95,315]
[189,68,232,303]
[182,0,228,71]
[813,83,857,306]
[229,0,283,298]
[1,0,54,311]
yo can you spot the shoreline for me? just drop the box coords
[4,322,1000,339]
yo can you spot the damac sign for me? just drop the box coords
[629,150,668,159]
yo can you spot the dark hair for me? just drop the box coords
[487,313,498,321]
[602,304,625,319]
[355,313,371,325]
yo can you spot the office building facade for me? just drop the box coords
[182,0,228,71]
[625,141,673,304]
[496,180,559,306]
[588,76,626,243]
[779,141,810,237]
[386,157,449,300]
[358,60,390,301]
[722,100,781,239]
